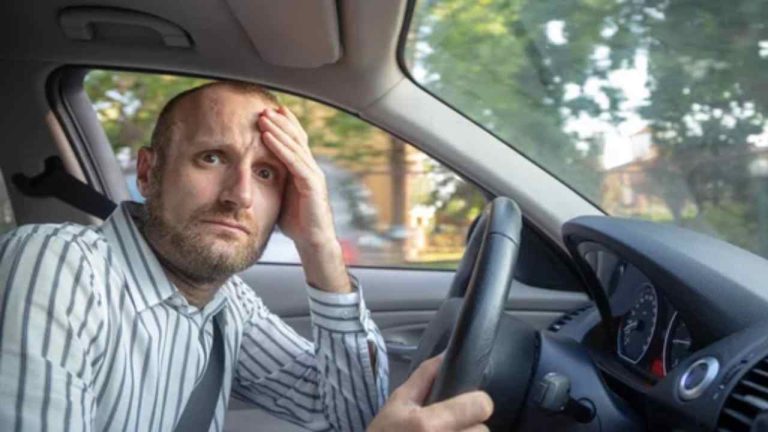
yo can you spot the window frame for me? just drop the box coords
[47,68,132,203]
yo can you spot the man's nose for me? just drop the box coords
[220,164,253,209]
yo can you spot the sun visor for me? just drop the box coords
[224,0,342,68]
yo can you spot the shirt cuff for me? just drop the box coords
[306,274,375,334]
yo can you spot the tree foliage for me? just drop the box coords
[85,71,211,152]
[407,0,768,255]
[85,71,391,167]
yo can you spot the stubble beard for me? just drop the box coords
[141,181,272,284]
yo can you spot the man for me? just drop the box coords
[0,81,492,431]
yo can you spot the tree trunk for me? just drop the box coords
[390,137,407,227]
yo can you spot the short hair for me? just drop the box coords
[149,81,279,163]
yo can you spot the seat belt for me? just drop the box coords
[12,156,117,219]
[175,317,225,432]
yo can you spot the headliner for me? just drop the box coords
[0,0,409,112]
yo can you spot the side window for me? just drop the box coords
[0,169,17,235]
[84,71,485,269]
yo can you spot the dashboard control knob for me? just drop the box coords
[678,357,719,401]
[532,372,595,423]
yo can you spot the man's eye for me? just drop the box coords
[256,167,274,180]
[201,153,222,164]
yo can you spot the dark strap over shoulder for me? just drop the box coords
[12,156,116,219]
[175,318,225,432]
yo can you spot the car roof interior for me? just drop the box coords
[0,0,600,247]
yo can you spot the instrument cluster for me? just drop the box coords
[614,265,693,378]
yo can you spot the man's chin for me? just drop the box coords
[198,238,261,267]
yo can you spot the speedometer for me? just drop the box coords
[663,312,693,374]
[617,283,659,364]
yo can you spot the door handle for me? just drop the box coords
[385,341,418,359]
[59,7,192,48]
[382,324,425,361]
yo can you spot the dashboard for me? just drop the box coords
[551,215,768,431]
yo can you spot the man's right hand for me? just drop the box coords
[367,355,494,432]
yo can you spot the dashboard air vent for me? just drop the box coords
[717,356,768,431]
[548,306,591,333]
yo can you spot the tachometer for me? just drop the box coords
[663,312,693,374]
[617,283,659,364]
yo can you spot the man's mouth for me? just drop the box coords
[200,219,251,235]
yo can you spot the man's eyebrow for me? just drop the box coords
[188,138,249,154]
[257,154,287,173]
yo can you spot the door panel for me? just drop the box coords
[225,263,589,431]
[281,309,565,392]
[242,264,589,317]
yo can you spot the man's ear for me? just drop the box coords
[136,146,157,198]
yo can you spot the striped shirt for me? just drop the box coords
[0,202,388,431]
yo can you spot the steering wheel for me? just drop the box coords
[409,196,538,429]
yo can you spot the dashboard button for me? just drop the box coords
[684,362,708,388]
[678,357,720,401]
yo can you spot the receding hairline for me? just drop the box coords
[149,81,279,157]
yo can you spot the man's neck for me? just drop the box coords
[159,258,224,308]
[138,226,225,309]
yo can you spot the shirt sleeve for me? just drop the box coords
[0,226,105,432]
[231,276,388,432]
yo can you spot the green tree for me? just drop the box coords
[407,0,768,255]
[85,71,211,152]
[85,71,387,164]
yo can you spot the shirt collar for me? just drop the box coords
[164,282,230,320]
[100,201,231,315]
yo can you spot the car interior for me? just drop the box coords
[2,1,768,431]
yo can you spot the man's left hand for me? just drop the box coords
[258,106,352,293]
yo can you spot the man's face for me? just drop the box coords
[138,87,287,283]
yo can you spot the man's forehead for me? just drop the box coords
[171,90,272,138]
[182,86,274,120]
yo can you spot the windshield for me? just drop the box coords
[405,0,768,258]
